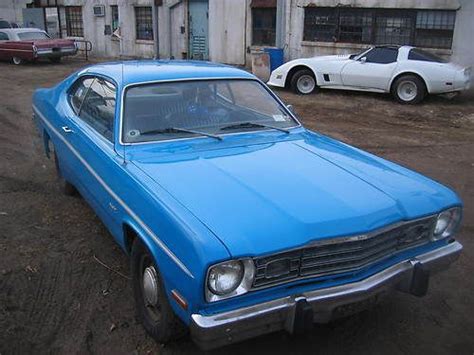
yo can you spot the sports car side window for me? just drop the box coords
[78,78,116,142]
[364,48,398,64]
[0,32,9,40]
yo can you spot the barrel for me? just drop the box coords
[263,47,284,72]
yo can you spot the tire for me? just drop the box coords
[290,69,317,95]
[12,56,23,65]
[391,75,426,104]
[131,239,186,343]
[49,57,61,64]
[53,151,76,196]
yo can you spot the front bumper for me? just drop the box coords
[190,241,462,350]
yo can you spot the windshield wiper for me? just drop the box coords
[140,127,222,141]
[219,121,290,134]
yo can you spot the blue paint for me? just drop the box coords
[264,47,284,72]
[32,60,462,325]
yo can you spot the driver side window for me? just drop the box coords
[364,47,398,64]
[69,76,116,142]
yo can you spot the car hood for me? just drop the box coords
[309,54,352,62]
[131,132,460,257]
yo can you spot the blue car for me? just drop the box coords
[33,60,463,349]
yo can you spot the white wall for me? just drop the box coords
[209,0,247,65]
[0,0,30,23]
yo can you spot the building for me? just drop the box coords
[3,0,474,73]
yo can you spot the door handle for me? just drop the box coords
[62,126,74,133]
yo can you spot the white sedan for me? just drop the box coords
[268,45,471,104]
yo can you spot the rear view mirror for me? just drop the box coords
[286,104,295,114]
[360,57,367,63]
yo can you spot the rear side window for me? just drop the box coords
[364,47,398,64]
[0,32,9,40]
[78,78,116,141]
[69,77,95,114]
[408,48,447,63]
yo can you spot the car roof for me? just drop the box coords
[0,28,44,33]
[82,60,255,86]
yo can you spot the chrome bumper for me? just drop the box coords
[190,241,462,350]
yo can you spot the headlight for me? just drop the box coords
[432,207,462,241]
[206,259,255,302]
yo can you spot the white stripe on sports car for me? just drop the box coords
[33,105,194,279]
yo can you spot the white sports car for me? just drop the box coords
[268,45,471,104]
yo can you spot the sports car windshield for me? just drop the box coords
[17,31,50,40]
[122,79,298,143]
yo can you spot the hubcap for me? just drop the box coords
[297,75,316,94]
[397,80,418,101]
[142,266,159,306]
[13,57,21,65]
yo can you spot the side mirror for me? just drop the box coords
[360,56,367,63]
[286,104,295,114]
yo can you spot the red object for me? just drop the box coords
[0,28,77,64]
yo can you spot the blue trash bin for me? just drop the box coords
[263,47,284,72]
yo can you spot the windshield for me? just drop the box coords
[17,31,50,40]
[122,79,298,143]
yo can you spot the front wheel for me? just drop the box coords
[12,56,23,65]
[391,75,426,104]
[290,69,317,95]
[131,239,186,344]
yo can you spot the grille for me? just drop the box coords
[253,216,436,288]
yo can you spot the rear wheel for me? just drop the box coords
[131,239,186,343]
[391,75,426,104]
[53,151,76,196]
[12,57,23,65]
[290,69,317,95]
[49,57,61,64]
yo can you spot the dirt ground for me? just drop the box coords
[0,57,473,355]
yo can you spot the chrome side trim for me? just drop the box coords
[33,105,194,278]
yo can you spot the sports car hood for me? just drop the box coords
[309,54,352,62]
[131,132,460,257]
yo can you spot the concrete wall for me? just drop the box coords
[286,0,462,60]
[61,0,155,58]
[0,0,30,24]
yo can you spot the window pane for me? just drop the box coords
[65,6,83,37]
[79,79,116,141]
[111,5,119,32]
[375,13,413,45]
[69,77,95,114]
[304,8,337,42]
[408,48,447,63]
[415,10,455,49]
[135,6,153,40]
[339,9,373,43]
[252,8,276,46]
[364,47,398,64]
[123,80,296,143]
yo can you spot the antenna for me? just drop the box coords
[121,62,127,166]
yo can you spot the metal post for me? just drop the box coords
[152,3,160,58]
[275,0,285,49]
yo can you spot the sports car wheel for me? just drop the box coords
[392,75,426,104]
[291,69,317,95]
[53,151,76,196]
[131,239,186,343]
[12,57,23,65]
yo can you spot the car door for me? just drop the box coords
[63,75,124,239]
[341,47,399,91]
[0,31,10,60]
